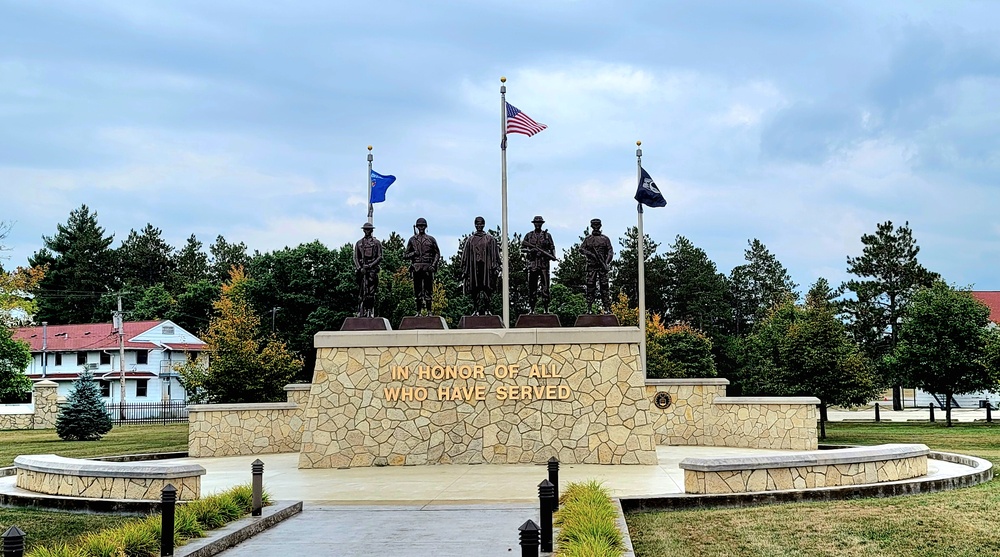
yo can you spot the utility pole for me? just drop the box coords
[41,322,48,378]
[271,307,281,333]
[114,296,126,420]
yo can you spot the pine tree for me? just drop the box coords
[662,236,730,337]
[116,224,175,290]
[842,221,938,410]
[728,239,798,335]
[610,226,669,316]
[56,371,112,441]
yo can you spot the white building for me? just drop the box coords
[14,320,206,403]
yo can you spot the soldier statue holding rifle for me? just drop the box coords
[403,217,442,316]
[579,218,614,314]
[521,215,557,314]
[353,222,383,318]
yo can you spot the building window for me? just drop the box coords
[100,352,111,365]
[188,352,198,363]
[136,379,148,398]
[77,352,87,366]
[55,353,62,366]
[99,381,110,398]
[136,350,148,365]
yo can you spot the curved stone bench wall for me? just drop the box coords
[646,379,818,450]
[14,454,205,501]
[680,443,929,494]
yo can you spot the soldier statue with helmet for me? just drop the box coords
[353,222,383,318]
[521,215,557,314]
[403,217,442,316]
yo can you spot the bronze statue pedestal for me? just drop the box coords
[458,315,504,329]
[398,316,449,330]
[340,317,391,331]
[514,314,561,328]
[574,314,621,327]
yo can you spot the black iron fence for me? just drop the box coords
[72,401,191,425]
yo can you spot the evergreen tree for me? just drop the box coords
[549,283,587,327]
[131,284,176,320]
[115,224,175,290]
[167,280,220,335]
[0,325,32,403]
[728,239,798,335]
[552,228,590,297]
[56,371,112,441]
[842,221,938,410]
[610,226,669,316]
[662,236,730,337]
[209,235,250,284]
[889,282,1000,426]
[30,205,117,324]
[806,277,840,310]
[172,234,210,290]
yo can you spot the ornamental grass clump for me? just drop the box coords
[553,480,624,557]
[24,484,270,557]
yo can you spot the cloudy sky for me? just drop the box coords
[2,1,998,291]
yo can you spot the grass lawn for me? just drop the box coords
[0,424,189,550]
[627,422,1000,557]
[0,423,189,467]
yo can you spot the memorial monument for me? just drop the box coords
[401,217,445,329]
[341,223,390,330]
[515,215,561,328]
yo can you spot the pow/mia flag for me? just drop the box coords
[635,167,667,208]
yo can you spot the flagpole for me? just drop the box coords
[500,76,510,328]
[636,140,647,376]
[367,145,374,226]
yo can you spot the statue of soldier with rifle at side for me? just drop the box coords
[579,218,614,314]
[353,222,383,318]
[521,215,557,314]
[403,217,442,316]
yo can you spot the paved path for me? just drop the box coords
[216,503,537,556]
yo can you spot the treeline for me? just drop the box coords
[6,205,1000,420]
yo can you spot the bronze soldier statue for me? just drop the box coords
[580,218,614,314]
[403,217,442,316]
[461,216,501,315]
[521,215,557,313]
[353,222,383,318]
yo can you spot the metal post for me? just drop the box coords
[636,141,647,375]
[547,457,560,511]
[518,520,540,557]
[538,479,555,553]
[500,76,510,328]
[160,484,176,557]
[367,145,374,225]
[252,459,264,517]
[874,402,880,423]
[2,526,25,557]
[929,402,935,423]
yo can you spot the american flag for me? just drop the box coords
[505,102,547,137]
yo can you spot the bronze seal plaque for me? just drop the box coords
[653,391,672,409]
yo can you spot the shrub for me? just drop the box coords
[55,371,112,441]
[554,480,623,557]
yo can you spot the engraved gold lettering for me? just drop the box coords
[414,387,428,401]
[438,386,451,400]
[384,387,401,401]
[475,385,486,400]
[558,385,570,399]
[391,366,410,380]
[495,365,509,378]
[417,365,431,379]
[474,365,485,378]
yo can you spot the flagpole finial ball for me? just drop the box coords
[636,140,641,146]
[500,76,506,83]
[367,145,372,151]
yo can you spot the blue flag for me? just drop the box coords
[635,167,666,208]
[369,170,396,204]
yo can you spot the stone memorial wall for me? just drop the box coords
[298,328,658,468]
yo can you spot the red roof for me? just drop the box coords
[971,292,1000,324]
[13,321,199,352]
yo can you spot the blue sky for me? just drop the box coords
[2,1,999,292]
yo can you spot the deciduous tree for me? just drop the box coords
[0,325,32,403]
[889,282,1000,426]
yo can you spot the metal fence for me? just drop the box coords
[102,401,189,425]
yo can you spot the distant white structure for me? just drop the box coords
[14,320,206,403]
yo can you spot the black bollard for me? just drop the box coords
[538,479,555,553]
[518,519,540,557]
[874,402,880,423]
[929,402,935,423]
[988,404,993,424]
[2,525,26,557]
[547,457,560,511]
[160,484,176,557]
[252,459,264,517]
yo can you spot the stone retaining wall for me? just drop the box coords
[188,402,304,458]
[681,444,929,494]
[646,379,818,450]
[299,328,657,468]
[0,381,60,430]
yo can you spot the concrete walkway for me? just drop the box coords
[178,445,979,556]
